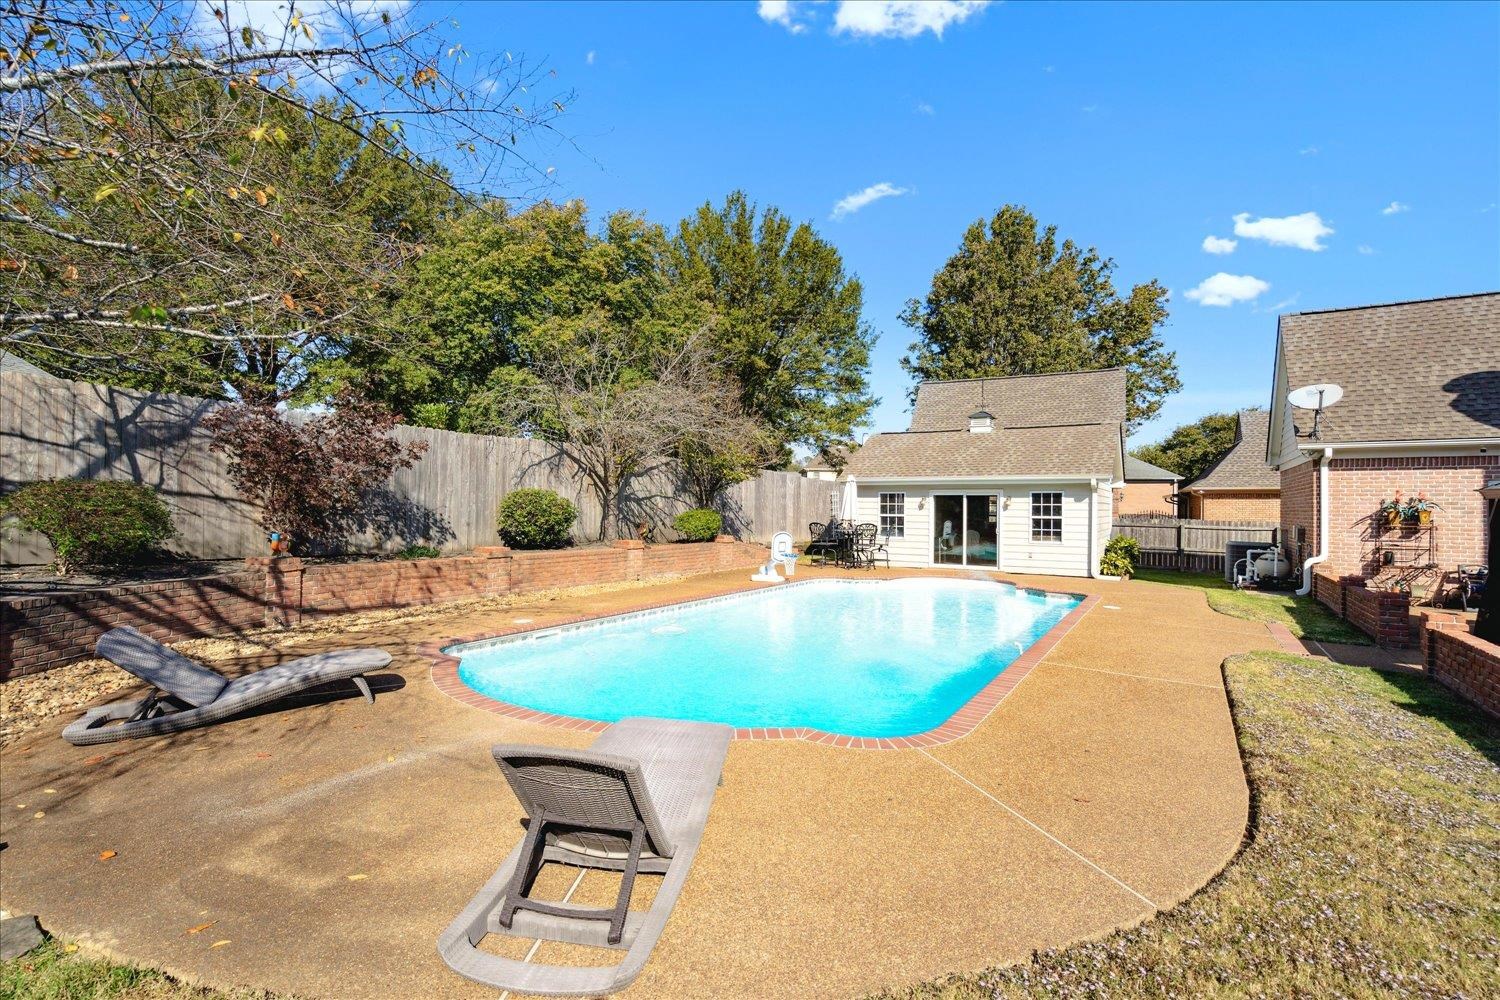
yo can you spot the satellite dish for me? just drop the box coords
[1288,383,1342,440]
[1288,383,1343,409]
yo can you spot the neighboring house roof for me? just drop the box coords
[1123,455,1181,482]
[1274,292,1500,447]
[844,368,1126,481]
[0,351,57,379]
[1184,409,1279,492]
[908,368,1127,431]
[802,445,850,473]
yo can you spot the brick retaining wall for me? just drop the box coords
[1,539,764,678]
[1311,568,1414,647]
[1426,626,1500,718]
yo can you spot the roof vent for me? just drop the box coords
[968,410,994,434]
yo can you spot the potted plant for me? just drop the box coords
[1401,492,1441,526]
[1379,491,1404,528]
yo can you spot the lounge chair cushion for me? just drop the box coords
[218,649,392,702]
[95,626,229,707]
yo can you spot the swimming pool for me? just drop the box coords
[447,579,1082,739]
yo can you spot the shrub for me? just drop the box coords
[395,544,442,560]
[1100,534,1141,578]
[672,507,723,542]
[497,488,577,549]
[2,479,176,573]
[205,389,427,552]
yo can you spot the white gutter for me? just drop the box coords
[1294,437,1500,451]
[1296,447,1333,595]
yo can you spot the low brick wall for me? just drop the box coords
[1426,626,1500,718]
[1,539,765,678]
[1310,568,1413,647]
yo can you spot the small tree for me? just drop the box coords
[1132,411,1249,483]
[493,320,760,541]
[205,390,426,550]
[678,431,774,510]
[2,479,176,573]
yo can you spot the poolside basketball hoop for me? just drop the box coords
[752,531,798,583]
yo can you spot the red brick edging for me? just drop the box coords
[424,579,1101,750]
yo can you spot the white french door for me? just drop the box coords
[931,492,1000,567]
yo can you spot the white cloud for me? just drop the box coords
[1232,211,1333,252]
[1080,104,1098,113]
[1299,145,1319,156]
[1260,293,1300,313]
[586,50,596,65]
[1183,273,1270,307]
[1380,200,1409,215]
[758,0,807,32]
[831,181,909,220]
[832,1,990,39]
[1358,244,1376,255]
[914,100,936,115]
[1201,235,1237,255]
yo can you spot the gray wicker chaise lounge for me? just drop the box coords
[438,716,733,996]
[62,626,391,746]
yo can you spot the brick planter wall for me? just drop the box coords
[1,540,766,678]
[1310,567,1414,647]
[1427,626,1500,718]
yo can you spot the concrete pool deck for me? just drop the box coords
[0,566,1275,998]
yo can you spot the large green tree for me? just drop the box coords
[899,205,1179,429]
[670,191,875,458]
[1132,410,1250,483]
[357,200,705,430]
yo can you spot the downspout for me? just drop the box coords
[1087,478,1099,578]
[1296,447,1333,595]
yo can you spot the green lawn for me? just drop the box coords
[0,940,273,1000]
[1131,566,1371,645]
[879,651,1500,999]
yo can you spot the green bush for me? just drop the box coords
[1100,534,1141,577]
[395,544,442,559]
[672,507,723,542]
[497,488,577,549]
[1,479,176,574]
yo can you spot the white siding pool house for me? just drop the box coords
[838,369,1125,578]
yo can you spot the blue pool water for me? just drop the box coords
[452,579,1080,738]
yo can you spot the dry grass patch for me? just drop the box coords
[880,651,1499,999]
[0,940,278,1000]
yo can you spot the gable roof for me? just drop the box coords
[1124,455,1181,482]
[1275,292,1500,446]
[802,445,849,472]
[909,368,1127,431]
[1184,409,1278,492]
[844,368,1126,481]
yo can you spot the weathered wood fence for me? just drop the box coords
[1112,515,1279,574]
[0,369,832,565]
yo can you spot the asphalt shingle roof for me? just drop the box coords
[909,369,1127,431]
[844,423,1121,480]
[1124,455,1181,481]
[1279,293,1500,444]
[1186,409,1279,491]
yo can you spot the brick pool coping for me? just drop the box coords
[423,576,1101,750]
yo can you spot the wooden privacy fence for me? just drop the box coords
[0,369,831,565]
[1112,515,1279,574]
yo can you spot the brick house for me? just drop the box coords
[1115,455,1181,516]
[1266,292,1500,598]
[1179,409,1281,521]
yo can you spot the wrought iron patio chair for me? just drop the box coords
[851,523,887,570]
[806,522,840,565]
[1458,565,1487,612]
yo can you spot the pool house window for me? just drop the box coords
[879,492,905,537]
[1030,491,1063,541]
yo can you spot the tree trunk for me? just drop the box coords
[596,490,612,543]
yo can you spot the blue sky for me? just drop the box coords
[446,0,1499,446]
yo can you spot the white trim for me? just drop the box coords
[1293,437,1500,451]
[853,474,1106,485]
[928,490,1001,569]
[1182,485,1282,494]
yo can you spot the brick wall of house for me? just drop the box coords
[0,540,766,678]
[1114,482,1178,516]
[1189,491,1282,522]
[1426,627,1500,718]
[1282,454,1497,594]
[1279,460,1319,569]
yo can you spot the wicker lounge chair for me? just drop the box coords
[62,626,389,746]
[438,717,733,996]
